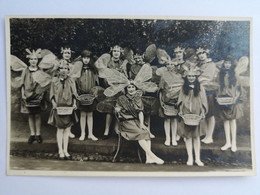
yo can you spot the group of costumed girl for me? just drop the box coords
[10,44,249,165]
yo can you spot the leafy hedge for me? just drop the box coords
[10,18,250,63]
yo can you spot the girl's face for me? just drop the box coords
[224,61,232,69]
[82,57,90,65]
[29,57,38,67]
[112,49,121,59]
[127,84,137,96]
[59,66,69,78]
[134,55,144,65]
[187,75,196,83]
[166,62,175,71]
[175,51,184,60]
[62,51,71,60]
[197,52,207,61]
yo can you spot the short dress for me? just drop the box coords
[130,63,159,116]
[116,93,151,141]
[96,58,125,114]
[177,86,208,138]
[158,70,183,118]
[76,66,98,112]
[20,68,47,114]
[197,59,218,118]
[48,77,79,129]
[216,74,243,120]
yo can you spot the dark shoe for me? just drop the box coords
[101,135,109,140]
[64,153,72,160]
[28,136,36,144]
[65,155,72,160]
[35,135,43,143]
[59,153,65,160]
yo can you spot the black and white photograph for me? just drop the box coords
[6,16,255,176]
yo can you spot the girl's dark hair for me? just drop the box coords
[182,76,201,97]
[219,56,237,91]
[82,57,98,74]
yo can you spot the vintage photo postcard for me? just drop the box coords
[5,15,255,177]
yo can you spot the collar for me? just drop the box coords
[199,58,212,65]
[112,57,120,62]
[28,66,38,72]
[189,84,195,89]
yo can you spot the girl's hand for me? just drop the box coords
[52,102,57,109]
[21,95,26,100]
[73,103,77,110]
[201,112,205,119]
[140,123,148,131]
[114,106,121,113]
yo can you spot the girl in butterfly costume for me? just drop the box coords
[195,47,219,144]
[71,50,101,141]
[128,45,159,138]
[47,61,78,160]
[95,45,131,139]
[157,60,184,146]
[11,49,52,144]
[103,64,164,164]
[216,55,248,152]
[40,46,77,139]
[177,67,208,166]
[156,46,194,145]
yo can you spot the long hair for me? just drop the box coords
[182,76,201,97]
[82,58,98,75]
[219,60,236,91]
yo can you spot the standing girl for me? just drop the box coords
[96,45,127,139]
[20,49,51,144]
[59,46,76,139]
[217,56,244,152]
[196,46,218,144]
[76,50,99,141]
[178,67,208,166]
[48,61,78,160]
[158,61,184,146]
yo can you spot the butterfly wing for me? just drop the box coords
[235,56,249,76]
[156,48,171,64]
[144,44,157,63]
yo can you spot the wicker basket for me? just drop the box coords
[78,94,95,105]
[216,97,234,105]
[24,99,41,107]
[162,103,178,116]
[56,107,74,115]
[181,114,202,126]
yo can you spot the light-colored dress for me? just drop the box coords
[158,69,183,118]
[216,73,243,120]
[116,93,151,141]
[76,65,98,112]
[197,58,218,117]
[177,85,208,138]
[97,58,125,114]
[20,68,47,114]
[48,77,78,128]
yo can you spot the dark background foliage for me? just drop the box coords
[10,18,250,63]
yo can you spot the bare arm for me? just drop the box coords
[21,86,26,100]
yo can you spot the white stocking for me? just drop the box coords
[185,138,193,165]
[104,113,113,135]
[80,111,87,136]
[63,127,71,155]
[57,128,64,154]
